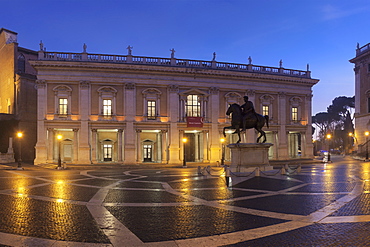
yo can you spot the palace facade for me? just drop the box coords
[350,43,370,150]
[30,44,318,165]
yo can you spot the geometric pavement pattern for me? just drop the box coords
[0,156,370,246]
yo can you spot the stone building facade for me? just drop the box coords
[30,44,318,165]
[350,43,370,150]
[0,28,37,162]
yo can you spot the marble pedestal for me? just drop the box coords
[227,143,274,173]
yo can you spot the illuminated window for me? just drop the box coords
[147,100,156,120]
[98,86,117,119]
[292,107,298,121]
[53,85,72,117]
[59,98,68,115]
[103,99,112,116]
[186,94,200,117]
[262,105,269,116]
[142,88,161,121]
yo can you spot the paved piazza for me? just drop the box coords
[1,156,370,246]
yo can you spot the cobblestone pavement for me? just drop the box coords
[0,156,370,246]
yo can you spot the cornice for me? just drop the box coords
[29,60,319,85]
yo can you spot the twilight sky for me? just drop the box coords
[1,0,369,115]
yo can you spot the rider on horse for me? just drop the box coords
[241,96,258,131]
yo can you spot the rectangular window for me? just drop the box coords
[59,98,68,115]
[292,107,298,121]
[262,105,269,116]
[186,95,200,117]
[368,98,370,113]
[103,99,112,116]
[147,100,156,120]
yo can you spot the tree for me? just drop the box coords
[312,96,355,153]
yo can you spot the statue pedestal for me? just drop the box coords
[227,143,273,173]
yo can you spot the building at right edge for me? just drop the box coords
[350,43,370,150]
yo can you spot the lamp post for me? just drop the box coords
[16,132,23,170]
[365,131,369,161]
[326,134,331,162]
[182,137,187,168]
[57,134,63,169]
[220,137,225,166]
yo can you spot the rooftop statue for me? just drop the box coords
[223,96,269,143]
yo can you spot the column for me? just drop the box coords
[161,130,168,163]
[156,131,161,163]
[305,94,314,158]
[245,90,256,143]
[34,80,48,165]
[273,131,278,160]
[73,128,79,162]
[136,130,142,163]
[7,137,13,154]
[117,129,123,162]
[209,87,220,163]
[124,83,136,164]
[79,81,91,164]
[47,128,54,162]
[301,131,307,158]
[203,130,209,162]
[168,85,181,164]
[195,132,199,162]
[278,92,289,159]
[91,129,98,163]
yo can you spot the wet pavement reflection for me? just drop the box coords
[1,156,370,246]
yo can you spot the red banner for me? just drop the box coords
[187,117,203,128]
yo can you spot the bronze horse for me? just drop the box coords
[223,103,269,143]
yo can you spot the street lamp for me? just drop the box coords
[365,131,369,160]
[326,134,332,162]
[182,137,187,168]
[57,134,63,169]
[348,132,357,154]
[16,132,23,170]
[220,137,225,166]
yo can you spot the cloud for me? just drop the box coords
[321,4,368,21]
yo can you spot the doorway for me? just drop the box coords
[143,141,153,162]
[103,144,113,161]
[184,133,196,162]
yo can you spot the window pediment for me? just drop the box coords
[260,94,274,104]
[53,85,72,95]
[290,96,302,106]
[98,86,117,97]
[179,88,209,96]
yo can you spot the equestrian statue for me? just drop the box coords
[223,96,269,143]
